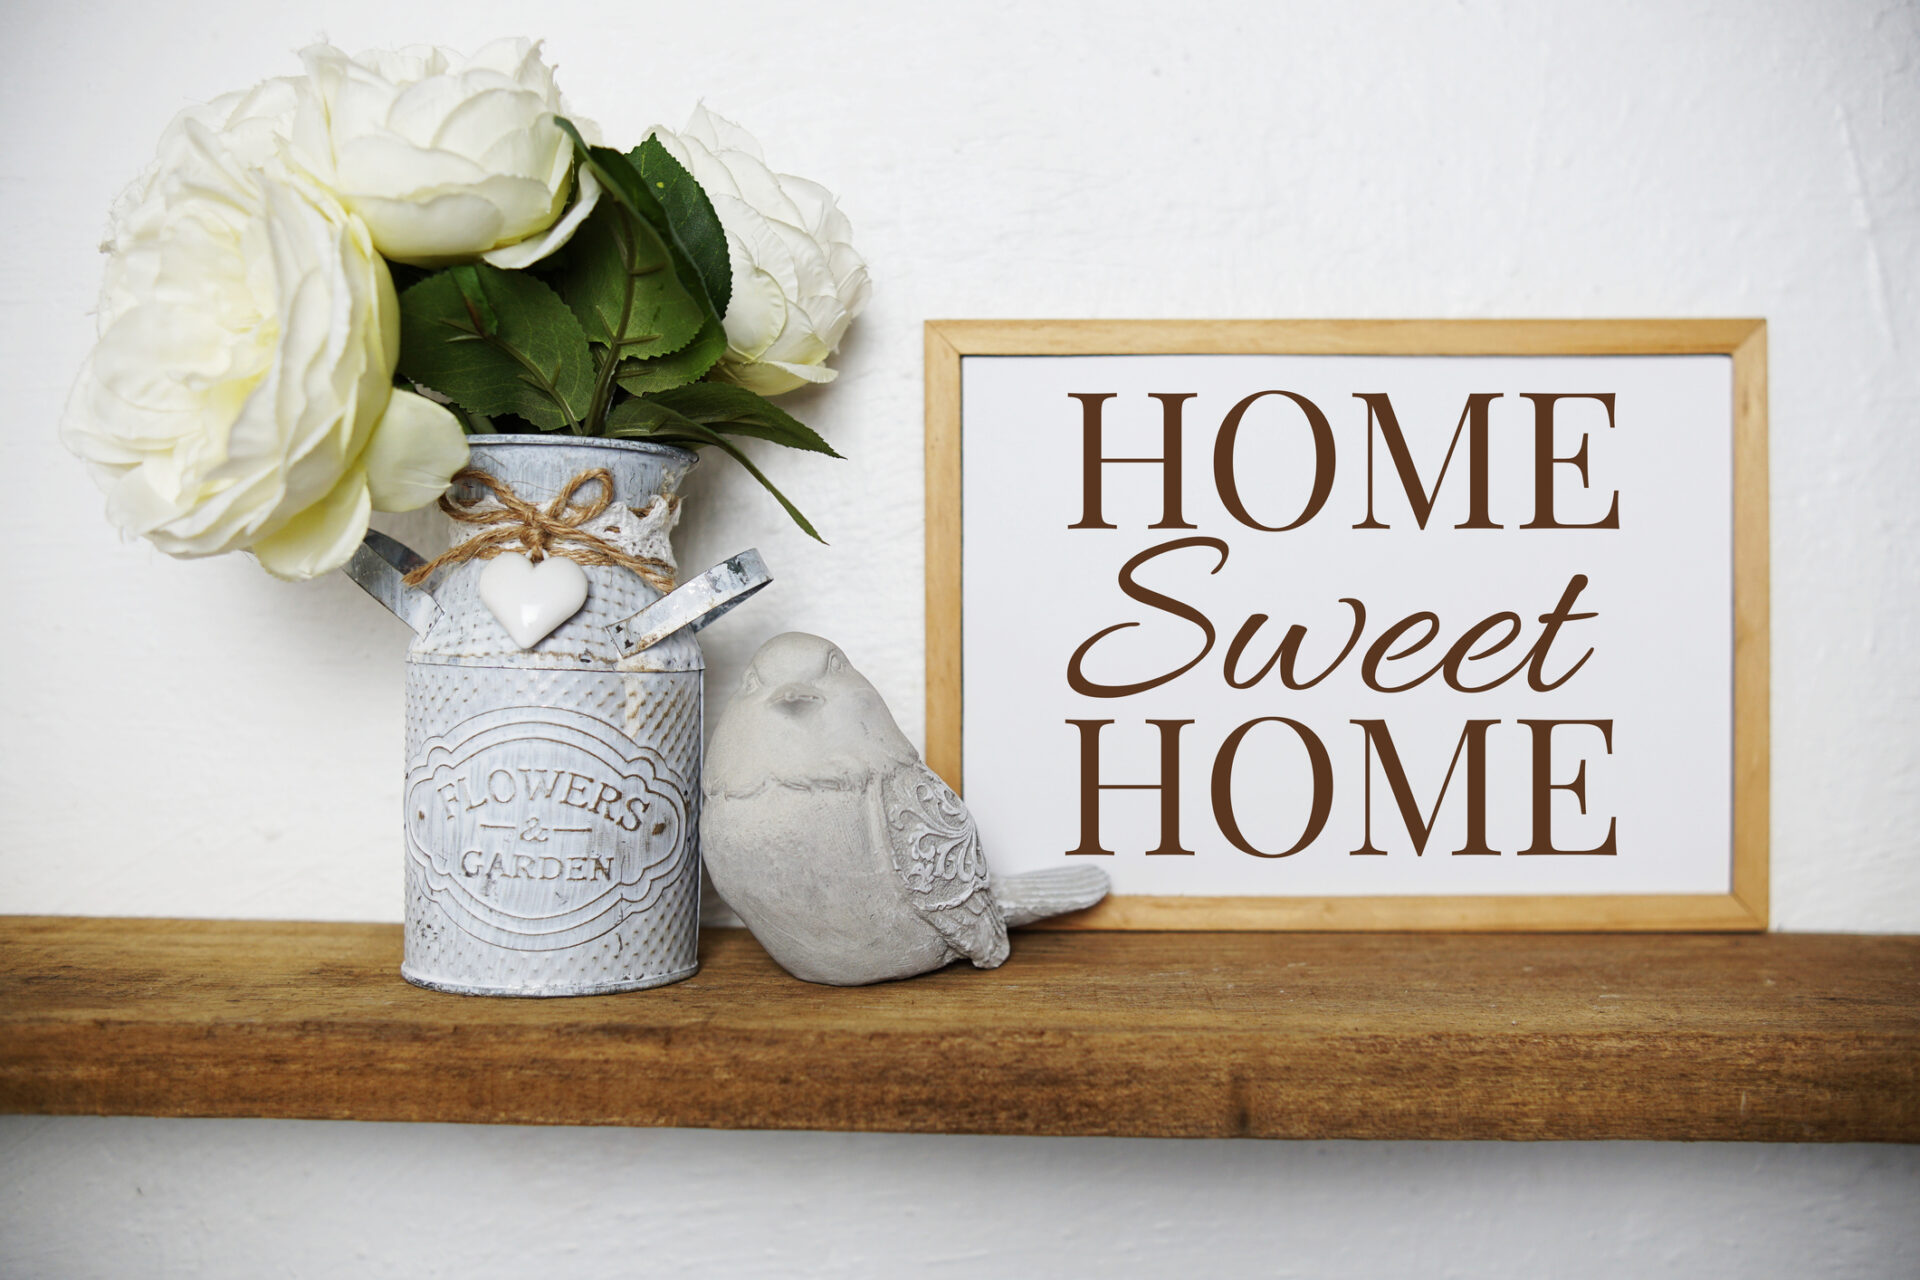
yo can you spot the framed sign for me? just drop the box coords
[925,320,1767,931]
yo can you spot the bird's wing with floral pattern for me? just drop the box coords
[879,763,1009,969]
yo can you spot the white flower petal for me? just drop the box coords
[251,467,373,580]
[716,355,836,397]
[649,107,866,396]
[64,106,415,579]
[297,39,583,263]
[481,163,600,269]
[720,263,789,363]
[684,103,766,161]
[335,132,493,193]
[351,190,506,265]
[364,389,468,511]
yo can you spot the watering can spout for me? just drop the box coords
[343,531,441,636]
[606,549,773,657]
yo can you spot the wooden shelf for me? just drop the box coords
[2,916,1914,1141]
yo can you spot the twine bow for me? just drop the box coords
[401,467,678,594]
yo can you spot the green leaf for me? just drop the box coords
[558,121,666,219]
[662,420,827,542]
[600,398,826,541]
[632,137,731,320]
[398,265,595,433]
[614,316,728,394]
[446,265,499,332]
[555,201,707,362]
[557,120,722,319]
[440,399,495,434]
[602,396,707,437]
[552,122,727,434]
[648,383,841,457]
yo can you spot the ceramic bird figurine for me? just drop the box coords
[703,632,1110,985]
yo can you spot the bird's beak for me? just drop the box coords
[770,683,824,714]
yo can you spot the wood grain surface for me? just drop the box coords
[4,916,1913,1141]
[923,321,965,791]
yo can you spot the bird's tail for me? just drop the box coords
[993,865,1111,928]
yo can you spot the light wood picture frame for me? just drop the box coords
[925,319,1768,931]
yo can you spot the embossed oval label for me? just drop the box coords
[404,705,691,950]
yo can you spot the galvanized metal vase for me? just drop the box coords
[344,436,770,997]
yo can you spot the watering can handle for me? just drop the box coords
[605,549,772,658]
[342,531,441,636]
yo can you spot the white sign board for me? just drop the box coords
[927,321,1767,930]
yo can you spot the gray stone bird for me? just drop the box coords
[702,632,1110,985]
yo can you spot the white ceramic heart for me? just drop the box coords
[478,552,589,649]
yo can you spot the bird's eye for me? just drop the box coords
[827,650,846,673]
[742,668,761,692]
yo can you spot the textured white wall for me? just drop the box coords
[2,1119,1916,1279]
[2,1,1915,1276]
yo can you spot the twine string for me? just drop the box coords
[401,467,678,593]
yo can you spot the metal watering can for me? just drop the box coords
[343,437,770,996]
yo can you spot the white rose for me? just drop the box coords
[63,104,467,580]
[648,106,870,396]
[103,77,307,253]
[294,38,600,268]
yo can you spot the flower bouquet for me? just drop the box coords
[61,39,869,996]
[65,37,868,575]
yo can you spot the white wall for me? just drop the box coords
[2,1,1914,1276]
[3,1120,1916,1279]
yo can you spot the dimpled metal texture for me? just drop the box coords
[401,438,708,997]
